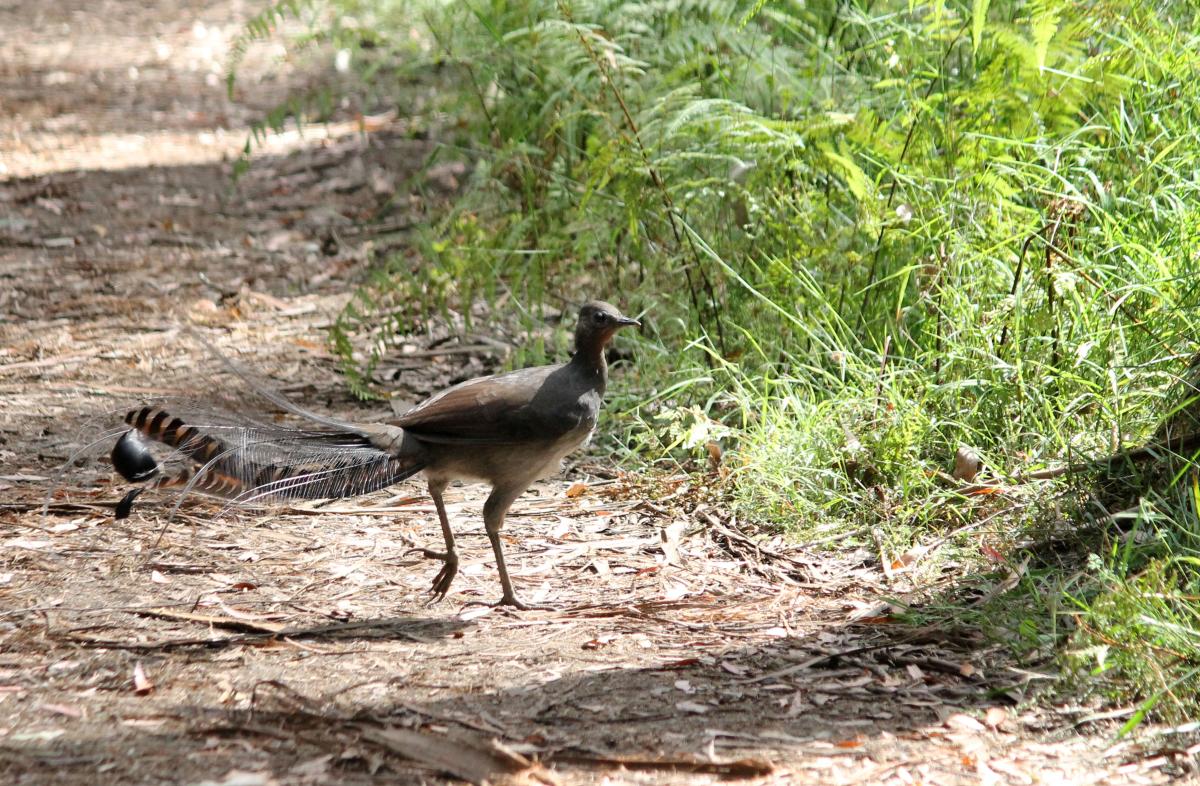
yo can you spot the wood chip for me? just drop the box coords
[550,752,773,779]
[359,725,558,785]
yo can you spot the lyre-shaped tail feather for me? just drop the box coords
[115,405,425,503]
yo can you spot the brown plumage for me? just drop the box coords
[112,300,640,609]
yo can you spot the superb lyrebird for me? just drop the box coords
[110,301,640,609]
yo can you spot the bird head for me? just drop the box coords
[575,300,640,350]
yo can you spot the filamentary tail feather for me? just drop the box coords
[113,405,424,504]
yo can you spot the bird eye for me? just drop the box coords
[593,312,608,324]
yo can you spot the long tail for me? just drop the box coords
[112,405,425,508]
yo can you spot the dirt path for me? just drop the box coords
[0,2,1191,784]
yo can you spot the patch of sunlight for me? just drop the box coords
[0,120,370,179]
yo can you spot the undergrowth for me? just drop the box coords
[234,0,1200,723]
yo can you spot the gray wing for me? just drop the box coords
[394,364,586,445]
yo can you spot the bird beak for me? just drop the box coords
[615,315,641,329]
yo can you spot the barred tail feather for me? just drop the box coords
[114,405,425,505]
[125,406,228,466]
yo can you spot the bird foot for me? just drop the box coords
[404,547,458,603]
[462,593,554,612]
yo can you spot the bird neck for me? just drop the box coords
[570,336,609,387]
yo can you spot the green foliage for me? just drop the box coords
[234,0,1200,720]
[226,0,313,96]
[1067,548,1200,726]
[227,0,423,180]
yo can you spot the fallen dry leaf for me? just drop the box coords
[967,486,1007,496]
[359,725,556,786]
[660,520,686,566]
[847,600,892,621]
[984,706,1009,729]
[40,702,84,719]
[582,634,618,650]
[590,558,611,578]
[195,771,275,786]
[890,543,931,572]
[458,606,492,622]
[288,756,332,779]
[133,662,155,694]
[987,757,1032,782]
[946,713,988,733]
[981,543,1006,563]
[549,751,771,779]
[705,440,723,471]
[663,581,689,601]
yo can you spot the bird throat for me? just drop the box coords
[570,336,610,385]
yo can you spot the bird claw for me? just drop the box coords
[403,546,445,561]
[462,594,554,612]
[405,547,458,603]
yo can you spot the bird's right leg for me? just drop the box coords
[407,480,459,601]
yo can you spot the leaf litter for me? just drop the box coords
[0,2,1196,783]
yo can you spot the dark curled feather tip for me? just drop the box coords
[111,429,160,483]
[114,487,145,520]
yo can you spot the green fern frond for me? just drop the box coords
[226,0,314,96]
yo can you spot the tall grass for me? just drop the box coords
[240,0,1200,721]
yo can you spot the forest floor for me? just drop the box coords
[0,1,1195,784]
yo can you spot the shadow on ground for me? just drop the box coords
[2,609,1015,785]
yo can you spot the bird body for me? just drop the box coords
[110,301,640,608]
